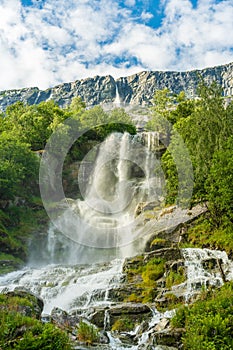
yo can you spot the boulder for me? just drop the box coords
[88,303,152,330]
[3,289,43,319]
[154,328,184,348]
[51,307,80,330]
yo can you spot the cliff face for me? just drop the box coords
[0,62,232,110]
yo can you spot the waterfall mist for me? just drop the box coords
[30,131,166,266]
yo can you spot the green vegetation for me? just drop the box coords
[0,96,136,271]
[111,317,135,332]
[0,294,71,350]
[171,282,233,349]
[76,320,100,344]
[147,81,233,252]
[0,204,48,274]
[182,216,233,256]
[125,257,165,303]
[165,267,186,289]
[0,82,233,348]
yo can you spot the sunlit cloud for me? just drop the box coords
[0,0,232,90]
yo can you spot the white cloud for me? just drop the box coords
[124,0,136,7]
[141,10,154,21]
[0,0,232,90]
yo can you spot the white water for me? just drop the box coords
[39,131,165,266]
[1,247,233,348]
[2,127,233,348]
[114,84,121,106]
[180,248,233,301]
[0,259,124,315]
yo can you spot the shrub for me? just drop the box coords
[171,282,233,349]
[0,311,71,350]
[77,320,100,344]
[0,293,71,349]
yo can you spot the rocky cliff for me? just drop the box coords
[0,62,233,110]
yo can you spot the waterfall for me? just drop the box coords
[114,84,121,106]
[40,131,165,265]
[181,248,233,301]
[139,131,160,151]
[0,259,124,315]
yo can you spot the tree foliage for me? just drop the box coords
[152,82,233,209]
[206,136,233,227]
[0,133,39,201]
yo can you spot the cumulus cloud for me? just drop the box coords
[0,0,232,90]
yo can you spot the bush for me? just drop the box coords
[77,320,100,344]
[0,293,71,349]
[0,311,71,349]
[171,282,233,349]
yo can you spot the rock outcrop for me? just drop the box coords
[0,62,232,111]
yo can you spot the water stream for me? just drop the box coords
[1,129,233,349]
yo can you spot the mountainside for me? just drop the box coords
[0,62,233,110]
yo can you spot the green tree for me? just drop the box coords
[3,101,70,150]
[0,133,38,201]
[147,89,194,132]
[174,81,231,200]
[206,136,233,227]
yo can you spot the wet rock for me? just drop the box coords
[99,330,109,344]
[110,302,151,316]
[166,260,185,273]
[152,347,178,350]
[202,257,221,270]
[88,308,106,328]
[108,284,144,302]
[155,292,184,310]
[51,307,80,329]
[144,248,182,263]
[154,318,170,332]
[89,303,152,330]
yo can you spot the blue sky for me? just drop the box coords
[0,0,232,90]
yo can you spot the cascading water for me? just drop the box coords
[181,248,233,301]
[0,259,124,315]
[2,125,233,349]
[38,131,165,265]
[114,84,121,106]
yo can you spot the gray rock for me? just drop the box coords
[0,62,232,111]
[51,306,80,329]
[88,303,152,330]
[154,328,184,348]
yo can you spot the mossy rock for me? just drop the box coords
[1,290,44,319]
[108,285,144,302]
[155,328,184,347]
[0,253,23,275]
[89,303,152,330]
[155,292,184,311]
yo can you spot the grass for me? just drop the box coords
[125,257,165,303]
[182,217,233,255]
[111,317,135,332]
[0,294,71,350]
